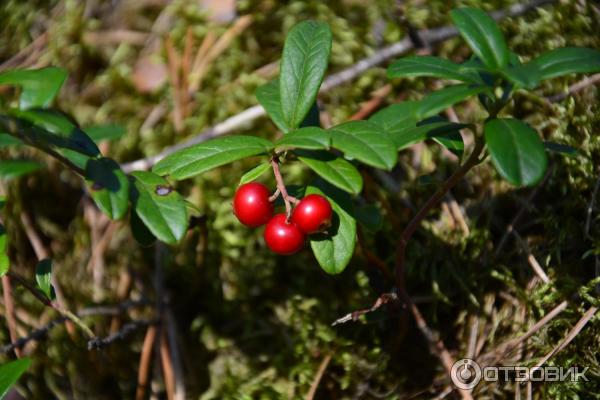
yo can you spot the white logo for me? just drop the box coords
[451,358,482,390]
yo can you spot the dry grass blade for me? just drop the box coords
[136,325,157,400]
[306,353,333,400]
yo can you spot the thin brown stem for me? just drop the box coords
[395,136,485,290]
[270,156,298,219]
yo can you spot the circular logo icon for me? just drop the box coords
[451,358,482,390]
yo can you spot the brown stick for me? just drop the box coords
[305,353,333,400]
[395,137,485,290]
[547,72,600,103]
[160,329,176,400]
[136,325,157,400]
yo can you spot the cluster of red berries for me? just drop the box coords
[233,182,333,255]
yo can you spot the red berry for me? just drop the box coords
[233,183,273,227]
[264,214,305,255]
[291,194,333,234]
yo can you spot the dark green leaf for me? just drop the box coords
[297,150,363,194]
[276,127,330,150]
[153,136,273,180]
[330,120,397,170]
[500,62,541,89]
[306,183,356,274]
[300,102,321,128]
[9,109,100,156]
[130,209,156,247]
[417,84,486,119]
[256,79,289,133]
[0,358,32,398]
[239,163,271,185]
[388,56,479,82]
[533,47,600,80]
[393,120,467,150]
[280,21,332,129]
[0,67,67,108]
[354,204,382,232]
[0,160,41,180]
[85,158,129,220]
[450,8,509,70]
[484,118,548,186]
[35,259,55,300]
[85,124,126,143]
[432,129,464,158]
[369,101,418,136]
[544,141,578,157]
[0,224,8,276]
[130,171,187,244]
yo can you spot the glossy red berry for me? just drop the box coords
[233,182,273,227]
[264,213,305,255]
[291,194,333,234]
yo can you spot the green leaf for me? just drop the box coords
[544,141,578,157]
[85,158,129,220]
[130,171,187,244]
[256,79,289,133]
[9,109,100,157]
[0,224,8,276]
[35,259,55,300]
[484,118,548,186]
[500,62,542,89]
[280,21,332,129]
[0,67,67,108]
[275,127,330,150]
[330,120,397,170]
[239,163,271,185]
[0,134,22,148]
[450,8,509,70]
[388,56,479,82]
[0,358,32,398]
[432,129,464,158]
[298,150,363,194]
[393,120,467,150]
[306,183,356,274]
[369,101,418,136]
[130,210,156,247]
[533,47,600,81]
[0,160,41,180]
[85,123,126,143]
[153,136,274,180]
[416,84,486,119]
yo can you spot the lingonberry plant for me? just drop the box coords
[0,7,600,389]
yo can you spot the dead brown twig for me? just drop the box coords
[306,353,334,400]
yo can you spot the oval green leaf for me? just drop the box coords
[388,56,479,82]
[35,258,55,300]
[0,160,41,180]
[130,171,187,244]
[306,183,357,274]
[533,47,600,81]
[276,127,330,150]
[153,135,274,180]
[85,123,126,143]
[392,120,466,150]
[450,8,509,70]
[239,163,271,185]
[484,118,548,186]
[500,62,542,89]
[85,158,129,220]
[369,101,418,136]
[329,120,398,170]
[280,21,332,129]
[0,67,67,109]
[416,84,486,119]
[0,358,32,398]
[256,79,289,133]
[297,150,363,194]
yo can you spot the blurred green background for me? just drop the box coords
[1,0,600,398]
